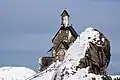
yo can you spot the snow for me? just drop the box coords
[110,75,120,80]
[67,68,102,80]
[0,66,36,80]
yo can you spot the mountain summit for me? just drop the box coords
[33,27,111,80]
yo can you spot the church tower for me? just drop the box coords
[61,9,70,27]
[39,9,78,71]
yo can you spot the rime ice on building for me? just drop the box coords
[39,9,78,71]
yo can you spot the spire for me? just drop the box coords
[61,9,70,17]
[61,9,70,27]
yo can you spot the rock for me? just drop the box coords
[38,56,55,71]
[55,27,111,80]
[76,28,111,75]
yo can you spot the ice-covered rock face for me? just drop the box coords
[55,27,111,80]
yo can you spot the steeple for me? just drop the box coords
[61,9,70,27]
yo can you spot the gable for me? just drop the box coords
[52,26,78,43]
[55,41,69,53]
[52,27,67,43]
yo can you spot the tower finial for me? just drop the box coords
[61,9,70,27]
[61,9,70,17]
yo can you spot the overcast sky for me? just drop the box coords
[0,0,120,74]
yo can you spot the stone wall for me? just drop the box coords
[39,57,55,71]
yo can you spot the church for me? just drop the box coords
[39,9,78,71]
[48,9,78,61]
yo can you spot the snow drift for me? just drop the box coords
[0,66,36,80]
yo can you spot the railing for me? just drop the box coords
[25,68,58,80]
[25,61,65,80]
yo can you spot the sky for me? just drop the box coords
[0,0,120,74]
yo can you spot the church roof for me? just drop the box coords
[68,26,78,39]
[61,41,69,50]
[47,47,53,53]
[61,9,70,17]
[55,41,69,52]
[52,26,78,42]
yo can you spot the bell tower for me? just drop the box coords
[61,9,70,27]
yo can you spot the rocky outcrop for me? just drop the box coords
[55,27,111,80]
[77,31,110,75]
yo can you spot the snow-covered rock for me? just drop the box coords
[30,27,111,80]
[55,27,110,80]
[0,66,36,80]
